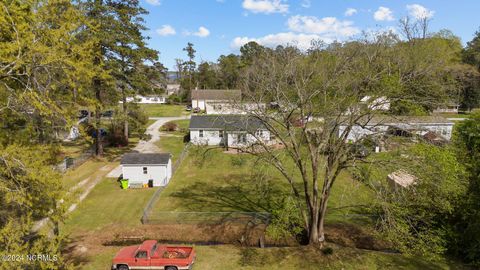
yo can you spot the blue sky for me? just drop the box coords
[141,0,480,70]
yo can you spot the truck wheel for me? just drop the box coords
[117,265,129,270]
[165,267,177,270]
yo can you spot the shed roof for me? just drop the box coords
[189,115,266,131]
[191,89,241,100]
[121,153,171,165]
[387,170,417,188]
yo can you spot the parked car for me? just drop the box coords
[111,240,195,270]
[185,105,192,111]
[101,110,114,118]
[193,107,200,113]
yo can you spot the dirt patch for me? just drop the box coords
[325,223,390,251]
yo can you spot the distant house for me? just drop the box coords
[191,89,242,113]
[121,153,172,188]
[360,96,391,111]
[120,95,167,104]
[345,96,391,115]
[338,116,455,142]
[166,84,180,96]
[433,103,460,114]
[189,115,271,147]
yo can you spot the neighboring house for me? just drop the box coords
[166,84,180,96]
[345,96,391,115]
[360,96,391,111]
[433,103,460,113]
[338,116,455,142]
[189,115,271,147]
[121,153,172,188]
[120,95,167,104]
[191,89,242,112]
[206,102,266,115]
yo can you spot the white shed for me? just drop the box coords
[121,153,172,188]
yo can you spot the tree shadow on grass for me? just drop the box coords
[169,172,288,213]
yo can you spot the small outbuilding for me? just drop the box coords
[387,170,417,190]
[121,153,172,188]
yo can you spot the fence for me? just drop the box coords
[55,146,95,173]
[142,211,271,225]
[141,143,191,224]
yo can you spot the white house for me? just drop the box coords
[189,115,271,147]
[191,89,242,112]
[205,102,266,115]
[166,84,180,96]
[433,103,460,113]
[121,153,172,188]
[120,95,167,104]
[338,116,455,142]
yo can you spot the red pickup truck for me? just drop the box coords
[111,240,195,270]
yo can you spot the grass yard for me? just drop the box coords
[62,159,110,189]
[155,136,186,164]
[62,177,156,235]
[74,243,466,270]
[140,104,188,117]
[151,149,373,219]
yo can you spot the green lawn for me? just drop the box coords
[140,104,188,117]
[154,136,186,164]
[62,177,157,235]
[151,149,373,219]
[159,119,190,136]
[76,243,467,270]
[62,159,110,189]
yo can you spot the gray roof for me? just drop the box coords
[191,89,241,100]
[121,153,171,165]
[189,115,266,131]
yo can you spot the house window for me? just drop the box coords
[219,131,223,138]
[199,130,204,138]
[256,130,263,137]
[237,134,247,144]
[143,167,148,174]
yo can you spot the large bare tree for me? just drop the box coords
[233,32,458,245]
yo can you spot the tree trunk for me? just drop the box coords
[317,192,330,247]
[94,83,103,157]
[121,86,129,144]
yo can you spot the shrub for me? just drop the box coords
[162,122,178,132]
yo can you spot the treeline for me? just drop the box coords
[175,30,480,114]
[0,0,162,268]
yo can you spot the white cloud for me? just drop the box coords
[146,0,161,6]
[287,15,360,38]
[242,0,289,14]
[344,8,357,17]
[231,32,329,50]
[407,4,434,19]
[193,26,210,37]
[374,6,394,21]
[301,0,311,8]
[156,25,176,36]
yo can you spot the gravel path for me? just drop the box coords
[106,116,189,178]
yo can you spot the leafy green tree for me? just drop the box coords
[218,54,241,89]
[105,0,158,143]
[358,144,466,257]
[197,62,219,89]
[181,42,196,91]
[450,112,480,265]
